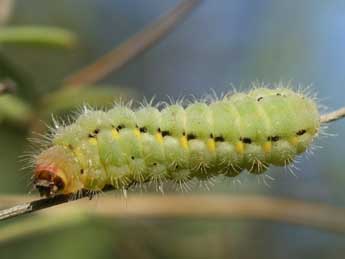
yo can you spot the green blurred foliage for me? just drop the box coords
[0,94,33,124]
[0,26,77,47]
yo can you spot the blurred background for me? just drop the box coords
[0,0,345,258]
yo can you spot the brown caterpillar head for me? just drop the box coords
[34,164,66,197]
[34,146,80,197]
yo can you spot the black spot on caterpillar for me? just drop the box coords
[257,96,264,102]
[88,128,100,138]
[116,124,125,131]
[267,136,280,142]
[187,133,197,140]
[214,136,225,142]
[296,129,307,136]
[240,137,252,144]
[32,87,320,197]
[139,127,147,133]
[161,130,170,137]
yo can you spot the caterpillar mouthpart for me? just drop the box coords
[34,146,83,196]
[34,164,66,197]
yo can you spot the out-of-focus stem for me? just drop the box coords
[64,0,202,87]
[0,195,345,234]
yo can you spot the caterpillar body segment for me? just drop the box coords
[33,87,320,197]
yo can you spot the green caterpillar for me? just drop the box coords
[33,86,320,197]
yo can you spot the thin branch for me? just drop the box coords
[320,107,345,123]
[0,107,345,222]
[1,195,345,234]
[0,186,114,221]
[63,0,202,87]
[0,193,74,221]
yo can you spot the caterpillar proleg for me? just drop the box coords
[32,86,320,197]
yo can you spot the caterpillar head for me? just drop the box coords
[34,146,80,197]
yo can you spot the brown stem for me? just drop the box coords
[63,0,202,87]
[320,107,345,123]
[1,195,345,234]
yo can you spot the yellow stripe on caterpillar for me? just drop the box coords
[88,138,97,145]
[180,136,188,149]
[235,141,244,154]
[262,142,272,153]
[289,136,299,146]
[155,132,163,144]
[133,128,141,139]
[111,129,119,139]
[207,138,216,152]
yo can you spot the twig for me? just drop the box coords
[63,0,202,87]
[0,107,344,222]
[1,195,345,234]
[0,187,115,221]
[0,193,74,221]
[320,107,345,123]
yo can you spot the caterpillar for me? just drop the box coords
[32,86,320,197]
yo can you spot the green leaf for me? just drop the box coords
[0,94,33,125]
[0,26,77,48]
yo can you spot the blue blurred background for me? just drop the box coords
[0,0,345,258]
